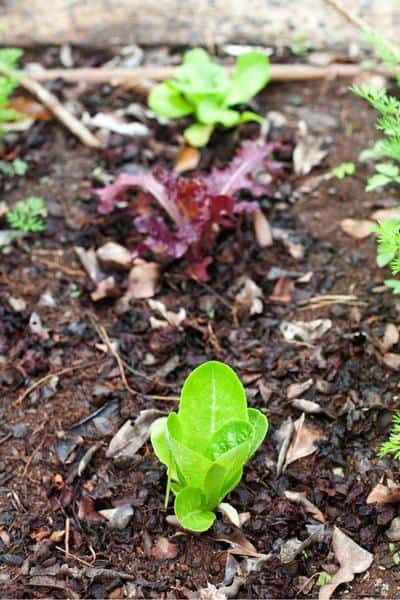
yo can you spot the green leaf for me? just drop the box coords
[178,361,248,453]
[206,419,253,460]
[375,162,399,177]
[174,487,216,532]
[6,196,46,233]
[216,441,252,497]
[365,174,392,191]
[377,250,396,267]
[184,123,214,147]
[166,413,213,488]
[182,48,211,67]
[238,110,265,124]
[203,463,226,508]
[331,162,356,179]
[385,279,400,293]
[150,417,171,467]
[226,51,270,106]
[247,408,268,457]
[148,82,193,119]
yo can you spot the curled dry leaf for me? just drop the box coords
[268,277,294,303]
[174,144,200,174]
[367,479,400,504]
[382,323,399,352]
[253,207,273,247]
[74,246,103,284]
[286,378,313,400]
[98,505,134,530]
[218,502,241,528]
[278,413,323,472]
[91,276,119,302]
[196,584,227,600]
[383,352,400,371]
[213,529,265,558]
[233,278,263,316]
[280,319,332,343]
[340,218,374,239]
[151,536,179,560]
[148,299,186,328]
[371,207,400,221]
[319,527,373,600]
[106,409,164,460]
[293,138,327,175]
[96,242,132,270]
[118,259,160,311]
[291,398,322,414]
[284,490,325,523]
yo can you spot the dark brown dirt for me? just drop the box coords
[1,48,400,599]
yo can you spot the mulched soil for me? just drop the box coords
[1,46,400,598]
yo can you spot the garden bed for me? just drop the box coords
[1,46,400,599]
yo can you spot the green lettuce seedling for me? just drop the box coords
[151,361,268,532]
[148,48,269,147]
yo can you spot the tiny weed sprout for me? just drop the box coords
[148,48,269,147]
[378,413,400,459]
[289,33,312,57]
[0,46,23,136]
[375,218,400,293]
[331,162,355,179]
[6,196,46,233]
[150,361,268,532]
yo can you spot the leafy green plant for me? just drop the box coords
[290,33,312,57]
[148,48,269,147]
[374,218,400,293]
[0,47,23,135]
[331,162,355,179]
[0,158,28,176]
[378,413,400,459]
[6,196,46,232]
[150,361,268,532]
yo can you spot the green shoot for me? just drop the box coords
[378,413,400,459]
[290,33,312,57]
[6,196,46,232]
[331,162,355,179]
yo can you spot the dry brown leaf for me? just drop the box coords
[383,352,400,371]
[291,399,322,414]
[118,259,159,310]
[268,277,294,303]
[340,218,374,239]
[284,413,323,470]
[151,536,178,559]
[218,502,241,527]
[367,479,400,504]
[9,96,52,121]
[148,299,186,328]
[382,324,399,352]
[284,490,325,523]
[319,527,373,600]
[174,144,200,173]
[253,207,273,247]
[29,312,49,340]
[287,379,313,400]
[212,529,265,558]
[280,319,332,343]
[74,246,103,284]
[386,517,400,541]
[293,139,327,175]
[371,207,400,221]
[233,277,263,316]
[106,409,163,460]
[91,276,119,302]
[98,505,133,530]
[96,242,132,270]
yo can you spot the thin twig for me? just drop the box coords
[65,517,70,558]
[22,434,49,477]
[55,546,94,568]
[323,0,370,31]
[15,360,100,405]
[28,63,374,93]
[34,257,85,277]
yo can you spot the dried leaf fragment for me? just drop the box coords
[253,208,273,247]
[151,536,179,559]
[383,353,400,371]
[96,242,132,270]
[284,490,325,523]
[174,144,200,173]
[118,259,160,310]
[148,299,186,328]
[340,218,374,239]
[367,479,400,504]
[283,413,323,470]
[98,505,133,530]
[106,409,163,460]
[319,527,373,600]
[293,139,327,175]
[280,319,332,343]
[233,277,263,316]
[382,323,399,352]
[287,379,313,400]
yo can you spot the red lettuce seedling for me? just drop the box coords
[93,140,282,280]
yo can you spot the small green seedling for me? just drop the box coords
[0,158,28,176]
[374,218,400,293]
[151,361,268,532]
[378,412,400,458]
[290,33,312,57]
[331,162,355,179]
[0,47,24,136]
[6,196,46,232]
[148,48,269,147]
[316,572,332,587]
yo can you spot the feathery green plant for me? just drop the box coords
[374,218,400,293]
[378,413,400,459]
[6,196,46,232]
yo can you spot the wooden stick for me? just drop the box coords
[20,75,101,148]
[28,63,372,91]
[323,0,370,31]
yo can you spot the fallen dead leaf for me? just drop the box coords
[96,242,132,270]
[148,299,186,328]
[280,319,332,343]
[291,398,322,414]
[382,324,400,352]
[383,352,400,371]
[74,246,103,284]
[277,413,323,472]
[319,527,373,600]
[118,259,160,310]
[106,409,164,461]
[371,207,400,221]
[151,536,179,560]
[284,490,325,523]
[253,208,273,247]
[174,144,200,173]
[196,584,227,600]
[268,277,294,303]
[280,524,324,564]
[218,502,241,528]
[293,138,327,175]
[212,529,266,558]
[99,505,133,530]
[91,276,120,302]
[287,379,313,400]
[340,218,374,239]
[386,517,400,541]
[9,96,52,121]
[367,479,400,504]
[233,277,263,316]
